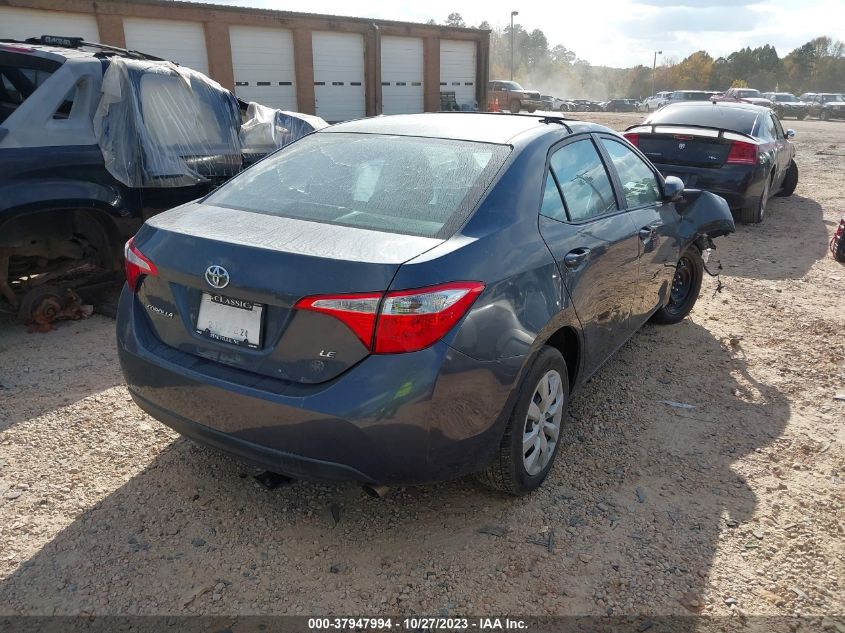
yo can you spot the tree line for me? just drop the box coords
[434,13,845,99]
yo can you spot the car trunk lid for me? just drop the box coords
[626,125,752,168]
[133,201,443,384]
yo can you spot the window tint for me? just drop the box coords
[758,114,776,140]
[771,114,785,139]
[206,133,510,239]
[540,172,566,221]
[600,138,662,208]
[549,138,617,222]
[648,105,758,135]
[0,65,55,124]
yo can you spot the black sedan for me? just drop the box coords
[117,113,734,495]
[625,102,798,223]
[604,99,639,112]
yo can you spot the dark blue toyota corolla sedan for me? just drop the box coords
[117,113,734,495]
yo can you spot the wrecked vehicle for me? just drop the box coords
[0,36,324,325]
[117,112,735,495]
[625,101,797,224]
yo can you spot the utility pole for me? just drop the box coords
[652,50,662,97]
[510,11,519,81]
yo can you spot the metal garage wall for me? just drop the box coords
[229,26,297,111]
[439,40,476,109]
[123,18,208,75]
[380,36,423,115]
[0,8,100,42]
[312,31,365,122]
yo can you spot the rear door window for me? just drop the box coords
[0,65,55,123]
[205,133,510,239]
[599,138,662,208]
[548,138,617,222]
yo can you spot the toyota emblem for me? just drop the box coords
[205,265,230,289]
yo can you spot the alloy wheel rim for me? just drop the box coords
[522,370,564,476]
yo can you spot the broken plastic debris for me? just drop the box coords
[658,400,697,409]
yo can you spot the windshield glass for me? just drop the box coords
[205,133,510,239]
[774,94,798,102]
[822,94,844,102]
[500,81,523,91]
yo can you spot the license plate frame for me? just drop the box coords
[195,292,264,349]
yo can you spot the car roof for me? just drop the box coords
[323,112,612,145]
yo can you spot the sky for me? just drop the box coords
[199,0,844,68]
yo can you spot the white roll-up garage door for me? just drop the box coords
[229,26,297,111]
[380,36,423,115]
[440,40,476,109]
[312,31,365,122]
[123,18,208,75]
[0,7,99,42]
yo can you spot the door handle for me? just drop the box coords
[563,248,590,269]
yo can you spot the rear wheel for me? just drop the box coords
[820,110,830,121]
[509,99,521,114]
[478,347,568,495]
[776,159,798,197]
[526,106,536,113]
[797,114,806,120]
[650,246,704,325]
[739,175,771,223]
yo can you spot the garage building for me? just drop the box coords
[0,0,489,122]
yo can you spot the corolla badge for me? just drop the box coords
[205,265,230,289]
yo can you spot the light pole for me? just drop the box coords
[510,11,519,81]
[651,50,662,97]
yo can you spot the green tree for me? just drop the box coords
[446,12,465,28]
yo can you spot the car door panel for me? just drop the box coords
[595,134,684,324]
[537,136,641,377]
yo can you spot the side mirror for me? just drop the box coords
[663,176,684,202]
[786,128,796,139]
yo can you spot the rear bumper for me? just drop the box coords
[117,288,525,485]
[652,162,761,211]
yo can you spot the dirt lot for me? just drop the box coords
[0,113,843,619]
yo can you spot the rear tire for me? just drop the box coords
[650,246,704,325]
[526,106,536,113]
[797,114,806,120]
[776,159,798,197]
[509,100,521,114]
[820,110,830,121]
[478,347,568,496]
[738,175,771,224]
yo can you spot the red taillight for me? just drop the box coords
[623,132,640,147]
[725,140,758,165]
[123,237,158,292]
[294,292,382,349]
[295,281,485,354]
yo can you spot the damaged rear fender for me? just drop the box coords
[675,189,736,243]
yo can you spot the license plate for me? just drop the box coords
[195,292,263,349]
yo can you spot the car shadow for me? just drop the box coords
[0,316,789,619]
[0,315,122,433]
[717,194,827,281]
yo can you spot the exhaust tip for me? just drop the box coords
[362,484,391,498]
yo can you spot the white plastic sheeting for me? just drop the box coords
[93,57,242,188]
[240,101,327,159]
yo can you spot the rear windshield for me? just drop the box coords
[672,91,710,101]
[205,133,510,239]
[647,105,759,135]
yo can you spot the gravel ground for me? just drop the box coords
[0,113,843,618]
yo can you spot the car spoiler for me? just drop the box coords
[624,122,757,142]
